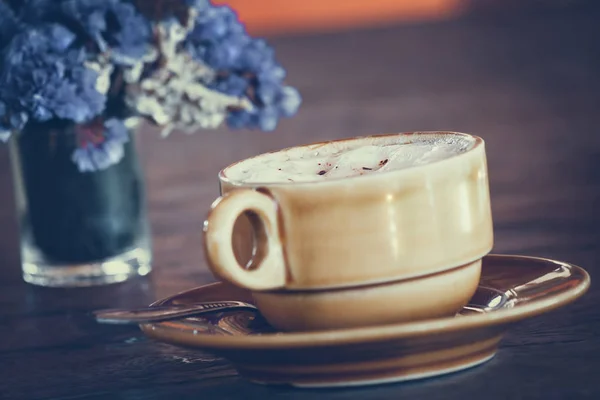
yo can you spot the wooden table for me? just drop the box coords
[1,4,599,399]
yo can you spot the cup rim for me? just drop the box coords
[219,131,484,187]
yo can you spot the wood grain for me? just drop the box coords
[1,3,599,399]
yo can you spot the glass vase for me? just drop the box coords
[9,119,152,287]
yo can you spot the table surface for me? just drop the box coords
[1,4,599,400]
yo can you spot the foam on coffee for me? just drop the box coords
[225,133,475,184]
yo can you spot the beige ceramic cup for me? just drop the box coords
[203,131,493,331]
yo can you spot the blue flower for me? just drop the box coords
[0,23,106,124]
[184,2,301,131]
[186,0,211,11]
[71,117,130,172]
[0,2,19,52]
[185,5,246,70]
[18,0,153,66]
[9,0,58,23]
[62,0,153,65]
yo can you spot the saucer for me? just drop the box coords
[140,254,590,388]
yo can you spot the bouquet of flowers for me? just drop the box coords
[0,0,301,172]
[0,0,302,284]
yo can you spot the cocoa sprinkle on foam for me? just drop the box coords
[228,138,473,184]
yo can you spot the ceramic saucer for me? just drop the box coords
[140,254,590,388]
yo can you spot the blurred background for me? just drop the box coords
[215,0,467,36]
[1,2,599,398]
[214,0,595,37]
[1,0,598,293]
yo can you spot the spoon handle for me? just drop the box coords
[94,301,257,324]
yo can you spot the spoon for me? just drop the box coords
[93,301,257,325]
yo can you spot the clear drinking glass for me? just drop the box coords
[9,120,152,287]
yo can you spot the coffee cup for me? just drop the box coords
[203,131,493,331]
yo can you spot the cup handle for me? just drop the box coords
[203,189,287,291]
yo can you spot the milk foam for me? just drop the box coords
[225,133,474,184]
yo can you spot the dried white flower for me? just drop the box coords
[125,10,251,136]
[85,57,114,95]
[123,48,159,84]
[124,116,143,130]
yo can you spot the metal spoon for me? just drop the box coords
[93,301,257,325]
